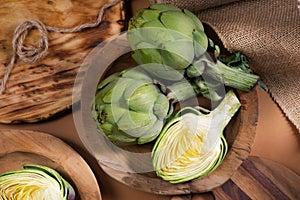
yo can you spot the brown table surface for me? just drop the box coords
[0,1,299,199]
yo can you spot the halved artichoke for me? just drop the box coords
[152,90,240,183]
[0,164,75,200]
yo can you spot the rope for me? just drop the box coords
[0,0,121,94]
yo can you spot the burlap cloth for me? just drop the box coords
[151,0,300,132]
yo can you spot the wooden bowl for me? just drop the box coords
[74,33,258,195]
[0,129,102,200]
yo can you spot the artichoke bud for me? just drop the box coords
[128,4,210,73]
[93,66,201,145]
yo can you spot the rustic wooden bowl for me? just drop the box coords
[74,32,258,195]
[0,129,102,200]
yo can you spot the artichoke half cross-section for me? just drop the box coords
[0,165,75,200]
[152,90,241,183]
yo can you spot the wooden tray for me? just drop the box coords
[0,0,125,123]
[0,129,101,200]
[74,33,258,195]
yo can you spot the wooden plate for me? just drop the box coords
[0,0,125,123]
[74,33,258,195]
[0,129,102,200]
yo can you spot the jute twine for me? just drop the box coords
[0,0,121,94]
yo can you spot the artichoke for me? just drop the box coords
[92,66,199,145]
[152,90,240,183]
[127,4,207,70]
[127,4,259,98]
[0,164,75,200]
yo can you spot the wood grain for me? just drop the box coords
[213,156,300,200]
[0,0,125,123]
[0,129,101,200]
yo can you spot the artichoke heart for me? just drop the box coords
[152,90,240,183]
[0,164,75,200]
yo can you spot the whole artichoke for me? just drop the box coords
[127,4,208,70]
[127,4,259,97]
[92,66,198,145]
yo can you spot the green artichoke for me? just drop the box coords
[127,4,208,70]
[92,66,199,145]
[152,90,240,183]
[127,4,259,98]
[0,164,75,200]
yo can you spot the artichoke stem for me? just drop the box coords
[210,90,241,130]
[206,60,259,91]
[166,80,200,103]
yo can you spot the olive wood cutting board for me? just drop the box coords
[0,0,125,123]
[0,129,101,200]
[172,156,300,200]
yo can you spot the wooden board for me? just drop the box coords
[171,156,300,199]
[212,156,300,200]
[0,0,125,123]
[0,129,101,200]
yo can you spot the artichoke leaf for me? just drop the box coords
[117,110,155,137]
[160,11,196,37]
[124,82,158,112]
[153,93,170,120]
[138,119,164,144]
[149,4,181,12]
[183,9,205,32]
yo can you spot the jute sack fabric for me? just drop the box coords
[150,0,300,132]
